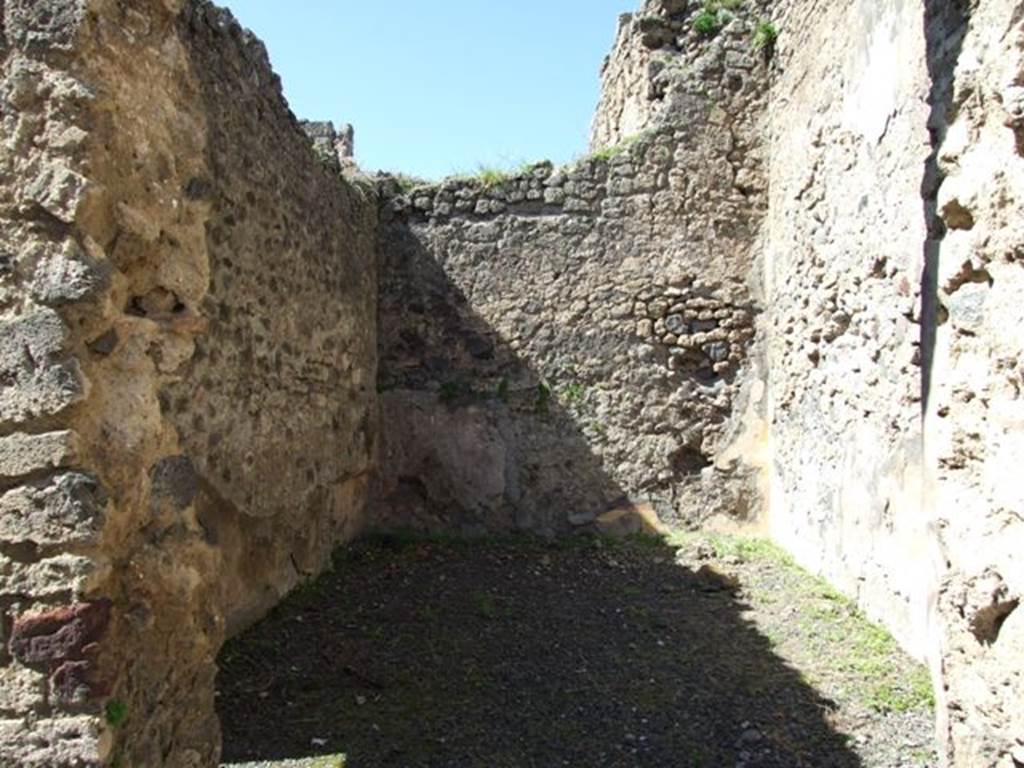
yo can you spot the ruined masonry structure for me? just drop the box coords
[0,0,1020,767]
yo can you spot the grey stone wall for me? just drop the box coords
[376,3,771,537]
[591,0,772,152]
[0,1,377,766]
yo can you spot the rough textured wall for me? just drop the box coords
[591,0,771,152]
[763,0,936,658]
[0,1,376,766]
[765,0,1024,765]
[376,1,771,536]
[928,0,1024,763]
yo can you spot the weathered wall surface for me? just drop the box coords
[591,0,771,153]
[928,0,1024,763]
[762,0,936,657]
[376,1,771,536]
[764,0,1024,765]
[0,1,376,766]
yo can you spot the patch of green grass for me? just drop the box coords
[693,6,723,36]
[308,756,348,768]
[105,699,128,728]
[518,160,552,176]
[669,530,793,566]
[752,19,778,57]
[588,131,650,162]
[868,670,934,714]
[475,166,512,187]
[563,382,585,404]
[693,0,743,37]
[667,529,936,717]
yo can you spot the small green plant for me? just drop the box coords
[474,165,513,188]
[692,8,722,35]
[105,699,128,729]
[563,382,585,404]
[587,130,652,163]
[517,159,552,176]
[392,173,429,192]
[693,0,742,37]
[535,382,551,414]
[752,19,778,57]
[496,377,510,403]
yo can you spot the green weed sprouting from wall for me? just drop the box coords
[693,0,743,37]
[752,19,778,59]
[105,699,128,728]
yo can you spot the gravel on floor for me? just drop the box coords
[218,532,937,768]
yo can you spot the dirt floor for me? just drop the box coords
[217,532,936,768]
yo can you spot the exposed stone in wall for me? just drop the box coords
[376,6,770,536]
[763,0,935,657]
[591,0,772,151]
[302,120,357,172]
[764,0,1024,765]
[166,3,377,637]
[0,1,377,766]
[928,0,1024,763]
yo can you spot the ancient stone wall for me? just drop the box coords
[927,0,1024,763]
[762,0,937,657]
[0,1,377,766]
[376,0,771,536]
[764,0,1024,764]
[591,0,772,153]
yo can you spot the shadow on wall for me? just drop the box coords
[919,0,969,411]
[217,536,864,767]
[374,207,640,536]
[373,179,759,537]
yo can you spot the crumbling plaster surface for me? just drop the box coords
[928,0,1024,763]
[763,0,935,659]
[0,1,377,766]
[765,0,1024,764]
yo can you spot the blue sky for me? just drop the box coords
[223,1,638,180]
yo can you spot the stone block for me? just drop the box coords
[0,431,77,480]
[0,473,106,547]
[0,309,82,425]
[4,0,87,51]
[0,716,101,767]
[0,552,95,600]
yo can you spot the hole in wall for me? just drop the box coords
[941,198,975,230]
[970,598,1019,646]
[671,446,712,475]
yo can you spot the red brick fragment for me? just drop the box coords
[50,659,109,704]
[8,600,112,665]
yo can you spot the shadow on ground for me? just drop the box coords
[217,536,862,768]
